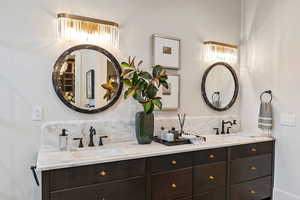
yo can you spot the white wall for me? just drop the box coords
[0,0,241,199]
[240,0,300,199]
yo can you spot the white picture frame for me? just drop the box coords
[152,34,180,70]
[158,74,180,110]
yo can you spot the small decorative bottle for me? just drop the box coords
[59,129,68,151]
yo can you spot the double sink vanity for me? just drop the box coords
[37,135,275,200]
[37,42,276,200]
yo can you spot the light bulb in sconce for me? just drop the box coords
[203,41,238,64]
[57,13,120,50]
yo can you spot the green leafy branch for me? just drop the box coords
[121,57,169,114]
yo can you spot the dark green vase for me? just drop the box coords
[135,111,154,144]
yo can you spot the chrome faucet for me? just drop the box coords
[221,120,236,134]
[88,126,96,147]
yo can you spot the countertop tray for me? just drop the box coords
[153,136,191,146]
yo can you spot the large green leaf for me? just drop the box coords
[152,65,163,78]
[139,72,152,80]
[122,68,134,77]
[124,88,135,99]
[152,99,162,110]
[146,84,158,98]
[132,72,139,85]
[123,78,132,87]
[159,75,168,82]
[160,80,169,89]
[121,62,130,68]
[144,101,153,113]
[136,79,148,90]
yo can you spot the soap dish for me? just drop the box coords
[153,136,191,146]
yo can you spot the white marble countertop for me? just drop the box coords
[36,134,275,171]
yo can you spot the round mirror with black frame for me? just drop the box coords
[52,44,123,114]
[201,62,239,111]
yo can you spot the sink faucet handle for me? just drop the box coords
[73,138,84,148]
[226,127,232,134]
[233,120,237,125]
[99,136,108,146]
[213,128,220,135]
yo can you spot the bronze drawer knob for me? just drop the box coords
[208,175,215,180]
[171,160,177,165]
[99,171,107,176]
[209,154,215,159]
[251,147,257,152]
[171,183,177,188]
[250,166,257,171]
[249,190,256,195]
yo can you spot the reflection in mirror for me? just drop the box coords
[53,45,123,114]
[201,62,239,111]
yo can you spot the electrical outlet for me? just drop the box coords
[32,106,43,121]
[280,113,296,127]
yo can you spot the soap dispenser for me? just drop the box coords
[59,129,69,151]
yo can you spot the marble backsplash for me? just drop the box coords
[41,115,240,150]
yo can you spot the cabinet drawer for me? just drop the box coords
[51,177,145,200]
[193,162,226,194]
[193,187,226,200]
[50,158,146,191]
[150,152,193,174]
[231,154,272,184]
[230,141,273,160]
[152,168,192,200]
[230,176,272,200]
[194,148,227,165]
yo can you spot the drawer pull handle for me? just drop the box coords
[249,190,256,195]
[251,148,257,152]
[208,176,215,180]
[99,171,107,176]
[250,166,257,171]
[209,154,215,159]
[171,160,177,165]
[171,183,177,188]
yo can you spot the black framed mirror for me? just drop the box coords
[201,62,239,111]
[52,44,123,114]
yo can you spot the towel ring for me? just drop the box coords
[260,90,272,103]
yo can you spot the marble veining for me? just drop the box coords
[41,115,240,150]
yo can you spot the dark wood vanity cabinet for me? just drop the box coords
[42,141,274,200]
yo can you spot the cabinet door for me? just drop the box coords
[51,178,145,200]
[150,152,193,174]
[194,148,227,165]
[230,176,272,200]
[193,162,226,194]
[50,158,146,191]
[230,142,273,160]
[231,154,272,184]
[151,168,192,200]
[193,187,226,200]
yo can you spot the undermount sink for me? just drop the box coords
[71,147,123,159]
[204,134,260,143]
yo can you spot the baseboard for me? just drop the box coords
[273,188,300,200]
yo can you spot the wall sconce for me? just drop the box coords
[203,41,238,64]
[57,13,119,49]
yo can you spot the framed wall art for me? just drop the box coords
[159,74,180,110]
[152,34,180,70]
